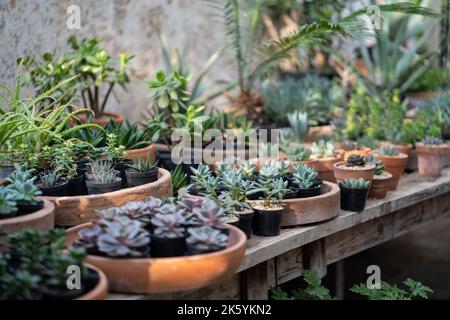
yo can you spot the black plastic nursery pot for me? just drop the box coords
[16,200,44,215]
[339,185,369,212]
[297,184,322,198]
[150,235,186,258]
[86,179,122,195]
[186,244,225,256]
[283,188,299,199]
[125,167,159,187]
[251,203,284,237]
[114,159,133,188]
[236,209,254,239]
[68,175,88,196]
[157,150,177,172]
[38,181,69,197]
[0,163,15,180]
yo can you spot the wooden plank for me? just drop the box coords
[244,262,269,300]
[275,247,303,285]
[324,192,450,265]
[303,239,327,278]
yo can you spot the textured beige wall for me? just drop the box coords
[0,0,232,121]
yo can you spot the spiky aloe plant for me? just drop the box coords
[340,178,369,189]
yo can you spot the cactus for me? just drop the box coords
[340,178,369,189]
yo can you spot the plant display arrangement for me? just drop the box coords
[377,145,408,190]
[367,154,392,199]
[339,178,370,212]
[416,136,449,177]
[0,229,106,300]
[125,158,159,187]
[333,154,376,185]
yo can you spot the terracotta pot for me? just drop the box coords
[333,161,376,185]
[343,148,371,161]
[304,156,342,183]
[44,168,173,227]
[281,181,340,226]
[405,90,450,101]
[304,125,333,143]
[76,264,109,300]
[0,200,55,235]
[406,148,419,171]
[376,153,408,190]
[65,223,246,294]
[125,144,156,164]
[416,143,449,177]
[368,171,393,199]
[445,141,450,167]
[77,111,124,126]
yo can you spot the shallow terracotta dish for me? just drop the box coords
[77,264,109,300]
[65,223,247,294]
[281,181,340,226]
[0,200,55,235]
[45,169,172,227]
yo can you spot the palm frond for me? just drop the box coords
[342,2,440,21]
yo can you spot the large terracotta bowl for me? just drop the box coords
[281,181,340,226]
[0,200,55,235]
[45,168,173,227]
[77,264,109,300]
[65,223,247,294]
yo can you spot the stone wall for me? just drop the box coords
[0,0,232,121]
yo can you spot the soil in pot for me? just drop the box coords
[236,209,254,239]
[416,143,449,177]
[16,200,45,216]
[114,159,133,188]
[333,161,376,185]
[368,171,393,199]
[37,180,69,197]
[150,235,186,258]
[86,178,122,195]
[125,167,159,187]
[251,201,284,237]
[339,185,369,212]
[68,175,88,196]
[377,153,408,190]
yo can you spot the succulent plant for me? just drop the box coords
[7,175,41,205]
[151,212,186,238]
[311,140,335,159]
[187,226,228,251]
[346,154,367,167]
[189,164,220,199]
[240,161,256,178]
[76,223,103,250]
[38,171,65,188]
[192,199,227,227]
[220,167,255,204]
[340,178,369,189]
[120,201,154,225]
[284,145,312,162]
[50,142,78,179]
[367,155,385,175]
[127,158,158,172]
[287,111,309,142]
[268,178,290,201]
[86,160,119,184]
[422,136,444,145]
[292,164,322,189]
[259,161,281,180]
[0,186,17,215]
[97,216,150,257]
[104,133,126,162]
[379,145,399,157]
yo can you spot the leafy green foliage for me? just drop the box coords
[409,67,449,92]
[350,278,433,300]
[104,120,150,150]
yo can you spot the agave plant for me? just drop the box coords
[187,226,228,251]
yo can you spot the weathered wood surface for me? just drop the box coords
[108,168,450,300]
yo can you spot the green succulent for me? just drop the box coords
[422,136,444,145]
[367,155,384,176]
[39,171,64,188]
[0,187,18,215]
[287,111,309,143]
[127,158,158,173]
[346,154,367,167]
[379,145,399,157]
[87,160,118,184]
[311,140,334,159]
[340,178,369,189]
[292,164,322,189]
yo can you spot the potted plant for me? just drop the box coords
[125,158,159,187]
[186,226,228,255]
[339,178,370,212]
[102,133,132,188]
[0,229,108,300]
[367,155,393,199]
[291,163,323,198]
[249,167,289,237]
[36,171,69,197]
[342,140,371,161]
[85,160,122,195]
[416,136,449,177]
[6,166,44,214]
[375,145,408,190]
[151,209,186,257]
[308,139,341,182]
[333,154,376,185]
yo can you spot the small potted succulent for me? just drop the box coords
[6,166,43,214]
[247,161,281,200]
[376,145,408,190]
[249,170,289,237]
[186,226,229,255]
[0,229,107,300]
[341,140,371,161]
[125,158,159,187]
[367,155,393,199]
[339,178,370,212]
[292,163,323,198]
[308,139,341,182]
[0,187,18,219]
[151,209,186,257]
[188,164,213,196]
[85,160,122,195]
[103,133,132,188]
[36,171,69,197]
[416,136,449,177]
[333,154,376,185]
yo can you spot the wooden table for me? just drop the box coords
[110,168,450,300]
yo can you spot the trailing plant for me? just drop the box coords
[367,155,384,176]
[187,226,228,251]
[422,136,444,145]
[379,145,399,157]
[310,139,334,159]
[292,164,322,189]
[340,178,369,189]
[350,278,433,300]
[346,154,367,167]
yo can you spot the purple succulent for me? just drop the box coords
[192,199,227,227]
[187,226,228,251]
[151,212,186,239]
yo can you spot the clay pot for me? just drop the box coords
[303,156,341,183]
[416,143,449,177]
[333,161,376,185]
[76,264,109,300]
[281,181,340,226]
[0,200,55,236]
[445,141,450,167]
[125,144,157,164]
[65,223,246,294]
[343,147,371,161]
[368,171,393,199]
[44,168,173,227]
[406,148,419,171]
[304,125,333,143]
[376,152,408,190]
